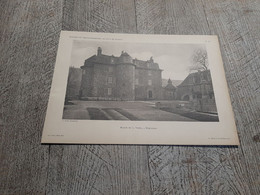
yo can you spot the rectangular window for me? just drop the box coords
[108,88,112,95]
[148,70,152,76]
[135,78,139,85]
[148,80,152,85]
[108,77,113,84]
[108,66,113,72]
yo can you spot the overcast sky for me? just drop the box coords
[70,40,208,80]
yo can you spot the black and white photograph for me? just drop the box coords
[41,31,239,145]
[63,40,219,121]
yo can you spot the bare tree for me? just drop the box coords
[189,48,208,72]
[65,67,82,104]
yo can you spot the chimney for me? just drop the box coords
[97,47,102,56]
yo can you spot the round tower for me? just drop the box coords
[116,51,135,100]
[118,51,133,64]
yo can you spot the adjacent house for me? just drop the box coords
[163,79,176,100]
[176,70,217,113]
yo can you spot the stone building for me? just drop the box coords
[176,70,217,113]
[80,47,163,100]
[163,79,176,100]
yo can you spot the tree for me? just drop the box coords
[189,48,208,72]
[65,67,82,104]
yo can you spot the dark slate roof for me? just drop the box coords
[133,59,160,70]
[120,52,131,57]
[84,54,117,66]
[82,50,161,70]
[164,79,176,90]
[178,70,211,87]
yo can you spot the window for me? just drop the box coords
[108,88,112,95]
[209,92,214,99]
[108,77,113,84]
[201,73,206,81]
[197,93,202,99]
[148,80,152,85]
[135,78,139,85]
[148,70,152,76]
[108,66,113,72]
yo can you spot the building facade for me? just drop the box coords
[163,79,176,100]
[80,47,163,101]
[176,70,217,113]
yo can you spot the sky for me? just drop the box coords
[70,40,208,80]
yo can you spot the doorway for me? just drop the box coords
[148,90,153,99]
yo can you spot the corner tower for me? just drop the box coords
[116,51,135,100]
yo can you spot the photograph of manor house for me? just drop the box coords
[63,41,219,121]
[81,47,163,101]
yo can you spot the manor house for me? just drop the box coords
[80,47,164,100]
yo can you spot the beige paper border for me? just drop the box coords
[41,31,239,145]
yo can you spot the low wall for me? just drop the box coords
[155,101,192,109]
[155,99,217,114]
[194,99,218,113]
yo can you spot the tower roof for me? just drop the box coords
[120,51,131,57]
[165,79,176,90]
[81,48,162,71]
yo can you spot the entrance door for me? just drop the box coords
[148,90,153,99]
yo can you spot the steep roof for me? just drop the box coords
[164,79,176,90]
[81,49,161,70]
[133,59,160,70]
[84,54,117,66]
[178,70,211,87]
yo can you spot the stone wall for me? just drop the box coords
[116,64,135,100]
[193,98,218,113]
[135,68,162,100]
[93,64,117,98]
[80,66,93,97]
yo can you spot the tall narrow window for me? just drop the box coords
[148,70,152,76]
[135,78,139,85]
[148,80,152,85]
[108,77,113,84]
[108,88,112,95]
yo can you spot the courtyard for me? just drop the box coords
[63,100,218,121]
